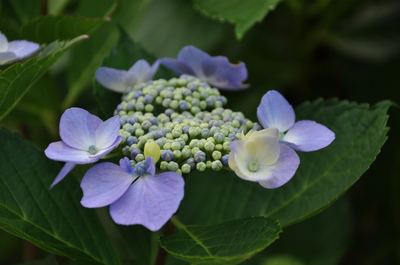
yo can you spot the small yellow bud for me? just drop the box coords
[144,142,161,163]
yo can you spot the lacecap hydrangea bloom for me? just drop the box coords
[0,31,40,65]
[45,108,122,188]
[159,46,248,90]
[95,59,159,93]
[228,90,335,188]
[229,128,300,189]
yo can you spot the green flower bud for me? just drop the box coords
[196,162,206,171]
[181,147,191,158]
[199,101,207,110]
[135,102,144,111]
[181,164,191,174]
[206,160,212,168]
[172,128,182,138]
[189,139,198,148]
[173,150,181,159]
[160,161,169,170]
[135,128,144,137]
[212,160,223,171]
[215,144,223,151]
[191,147,200,155]
[212,151,222,160]
[168,161,179,172]
[170,100,179,109]
[135,154,145,162]
[204,142,215,152]
[145,104,154,112]
[180,134,189,142]
[171,142,181,151]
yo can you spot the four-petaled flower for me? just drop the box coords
[257,90,335,152]
[0,31,40,65]
[45,108,122,188]
[159,46,248,90]
[80,157,185,231]
[95,60,159,93]
[229,128,300,189]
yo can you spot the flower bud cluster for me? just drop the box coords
[115,76,260,175]
[114,75,228,117]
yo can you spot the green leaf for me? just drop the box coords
[16,254,59,265]
[0,35,87,121]
[0,128,120,265]
[7,0,39,24]
[20,15,106,44]
[160,216,282,265]
[130,0,228,57]
[193,0,283,39]
[75,0,117,18]
[179,100,391,227]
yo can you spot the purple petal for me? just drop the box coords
[158,58,195,76]
[81,162,136,208]
[177,46,210,76]
[144,156,155,176]
[201,56,248,90]
[126,60,159,85]
[50,162,76,189]
[258,144,300,189]
[120,157,135,174]
[257,90,295,132]
[95,67,129,93]
[109,171,185,231]
[95,115,120,148]
[7,40,39,59]
[282,120,335,152]
[0,52,17,65]
[45,141,97,163]
[59,108,102,150]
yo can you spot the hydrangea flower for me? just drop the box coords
[257,90,335,152]
[159,46,248,90]
[45,108,122,188]
[95,59,159,93]
[229,128,300,189]
[0,31,40,65]
[80,157,185,231]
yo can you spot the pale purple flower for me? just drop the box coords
[257,90,335,152]
[95,60,159,93]
[45,108,122,188]
[159,46,248,90]
[80,157,185,231]
[0,31,40,65]
[229,128,300,189]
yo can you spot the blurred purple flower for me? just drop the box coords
[80,157,185,231]
[257,90,335,152]
[0,31,40,65]
[95,60,159,93]
[159,46,248,90]
[229,128,300,189]
[45,108,122,188]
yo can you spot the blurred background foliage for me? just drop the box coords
[0,0,399,264]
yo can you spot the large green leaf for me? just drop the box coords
[20,15,106,44]
[179,99,390,227]
[0,128,120,265]
[193,0,284,39]
[0,35,87,120]
[160,216,281,265]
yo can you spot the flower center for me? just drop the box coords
[88,145,98,154]
[248,160,259,172]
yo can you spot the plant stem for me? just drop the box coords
[153,218,175,265]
